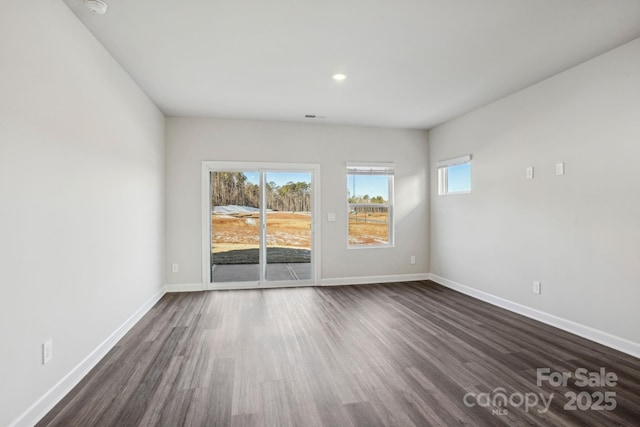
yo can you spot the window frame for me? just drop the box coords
[437,155,472,195]
[346,162,395,249]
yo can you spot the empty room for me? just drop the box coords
[2,0,640,426]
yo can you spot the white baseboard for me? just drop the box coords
[429,273,640,359]
[10,288,166,427]
[165,282,300,292]
[321,273,430,287]
[164,282,205,292]
[165,273,431,292]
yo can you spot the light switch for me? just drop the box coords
[327,213,336,222]
[533,281,541,295]
[556,162,564,176]
[526,166,534,179]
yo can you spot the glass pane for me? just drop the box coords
[211,171,260,283]
[348,174,390,246]
[265,172,312,281]
[447,163,471,193]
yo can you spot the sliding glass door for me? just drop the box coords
[203,162,317,288]
[210,170,261,282]
[265,171,312,282]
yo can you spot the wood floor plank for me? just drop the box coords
[37,281,640,426]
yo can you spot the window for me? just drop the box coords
[347,163,394,247]
[438,155,471,195]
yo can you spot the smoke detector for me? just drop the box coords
[85,0,108,14]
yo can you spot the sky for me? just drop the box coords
[347,175,389,199]
[447,163,471,192]
[243,171,311,186]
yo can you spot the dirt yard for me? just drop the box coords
[212,212,311,253]
[212,210,389,253]
[348,212,389,245]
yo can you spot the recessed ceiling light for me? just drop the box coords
[332,73,347,82]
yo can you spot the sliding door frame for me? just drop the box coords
[201,161,321,290]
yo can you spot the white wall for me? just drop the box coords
[0,1,165,426]
[165,118,429,285]
[429,38,640,348]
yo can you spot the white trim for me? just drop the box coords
[167,274,431,291]
[429,273,640,359]
[346,161,395,169]
[204,281,315,291]
[166,281,318,291]
[201,162,211,287]
[166,280,320,291]
[346,166,395,176]
[347,243,394,250]
[165,283,205,293]
[313,169,322,285]
[10,289,165,427]
[436,154,471,168]
[321,273,430,286]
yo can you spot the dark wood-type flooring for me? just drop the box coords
[38,281,640,426]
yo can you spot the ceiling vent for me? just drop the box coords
[85,0,108,14]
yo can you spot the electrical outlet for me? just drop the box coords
[410,256,416,265]
[533,281,541,295]
[172,263,179,273]
[43,339,53,364]
[556,162,564,176]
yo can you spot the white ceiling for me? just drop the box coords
[63,0,640,129]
